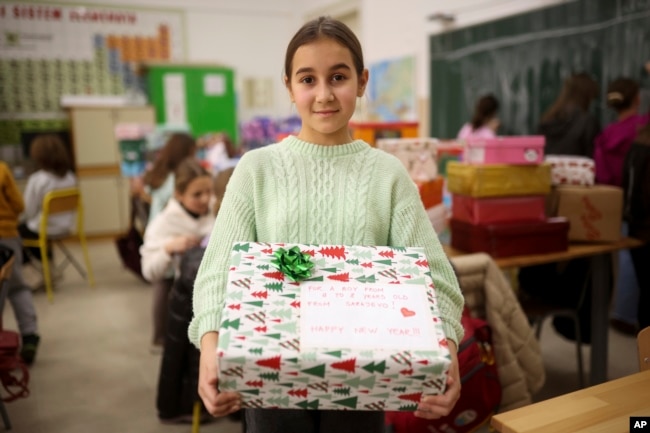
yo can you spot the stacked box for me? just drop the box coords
[547,185,623,242]
[217,242,451,411]
[448,136,567,257]
[545,155,595,186]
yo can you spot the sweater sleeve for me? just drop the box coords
[388,172,465,346]
[140,224,174,282]
[188,159,257,348]
[1,164,24,214]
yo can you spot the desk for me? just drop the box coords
[490,370,650,433]
[445,237,643,385]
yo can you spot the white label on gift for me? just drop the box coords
[299,282,437,350]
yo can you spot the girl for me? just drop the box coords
[0,161,40,365]
[622,123,650,331]
[594,78,649,186]
[142,132,197,225]
[140,158,215,351]
[189,16,463,433]
[20,134,77,264]
[538,72,600,157]
[594,78,648,335]
[457,94,500,140]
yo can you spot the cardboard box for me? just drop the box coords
[452,194,546,225]
[549,185,623,242]
[217,242,451,411]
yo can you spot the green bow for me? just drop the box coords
[270,246,314,282]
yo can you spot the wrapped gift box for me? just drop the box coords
[464,136,545,165]
[545,155,595,186]
[217,242,451,411]
[417,177,444,210]
[377,138,439,183]
[452,194,546,225]
[547,185,622,242]
[446,162,551,198]
[450,217,569,258]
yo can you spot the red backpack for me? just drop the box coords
[385,307,501,433]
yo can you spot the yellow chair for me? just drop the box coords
[22,187,95,302]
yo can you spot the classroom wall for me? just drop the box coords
[19,0,571,128]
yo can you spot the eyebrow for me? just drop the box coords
[294,63,352,76]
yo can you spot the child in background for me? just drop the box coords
[0,162,40,365]
[142,133,197,225]
[538,72,600,158]
[19,134,77,265]
[457,94,500,140]
[594,77,648,335]
[189,16,464,433]
[140,158,215,351]
[622,123,650,331]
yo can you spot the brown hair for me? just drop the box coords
[471,94,499,130]
[174,158,210,195]
[213,166,235,215]
[30,134,73,177]
[541,72,599,123]
[606,77,639,112]
[284,16,364,81]
[144,133,196,189]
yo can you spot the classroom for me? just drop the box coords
[0,0,649,432]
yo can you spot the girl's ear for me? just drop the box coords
[284,75,294,102]
[357,69,369,97]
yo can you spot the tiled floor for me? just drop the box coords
[3,240,640,433]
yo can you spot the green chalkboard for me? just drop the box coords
[146,63,237,141]
[429,0,650,138]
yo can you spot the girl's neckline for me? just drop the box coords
[282,135,368,157]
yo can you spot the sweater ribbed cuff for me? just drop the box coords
[188,310,223,349]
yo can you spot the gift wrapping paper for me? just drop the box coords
[217,242,451,411]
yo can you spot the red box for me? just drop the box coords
[450,217,569,258]
[418,177,444,209]
[451,195,546,225]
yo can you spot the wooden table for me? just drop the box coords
[445,237,644,385]
[490,370,650,433]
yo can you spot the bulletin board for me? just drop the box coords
[0,2,185,147]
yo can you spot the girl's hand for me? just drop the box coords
[198,332,242,417]
[414,340,461,419]
[165,235,200,255]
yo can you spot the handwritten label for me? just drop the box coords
[300,282,436,350]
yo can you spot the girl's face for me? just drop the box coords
[176,175,213,216]
[286,38,368,146]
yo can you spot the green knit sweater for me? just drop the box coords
[188,136,464,347]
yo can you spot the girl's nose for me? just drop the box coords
[316,84,334,103]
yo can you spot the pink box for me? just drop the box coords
[464,136,545,165]
[452,194,547,224]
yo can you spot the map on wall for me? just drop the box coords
[0,2,185,148]
[367,56,416,122]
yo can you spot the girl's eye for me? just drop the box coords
[300,76,314,84]
[332,74,345,82]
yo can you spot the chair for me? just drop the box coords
[22,187,95,303]
[638,326,650,372]
[516,262,591,389]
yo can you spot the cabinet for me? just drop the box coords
[68,105,155,236]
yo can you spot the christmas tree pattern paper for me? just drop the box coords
[217,243,451,411]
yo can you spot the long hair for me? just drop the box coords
[30,134,73,177]
[144,133,196,189]
[470,94,499,130]
[541,72,598,123]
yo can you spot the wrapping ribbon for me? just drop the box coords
[270,246,314,282]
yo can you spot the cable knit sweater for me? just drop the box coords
[188,136,464,347]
